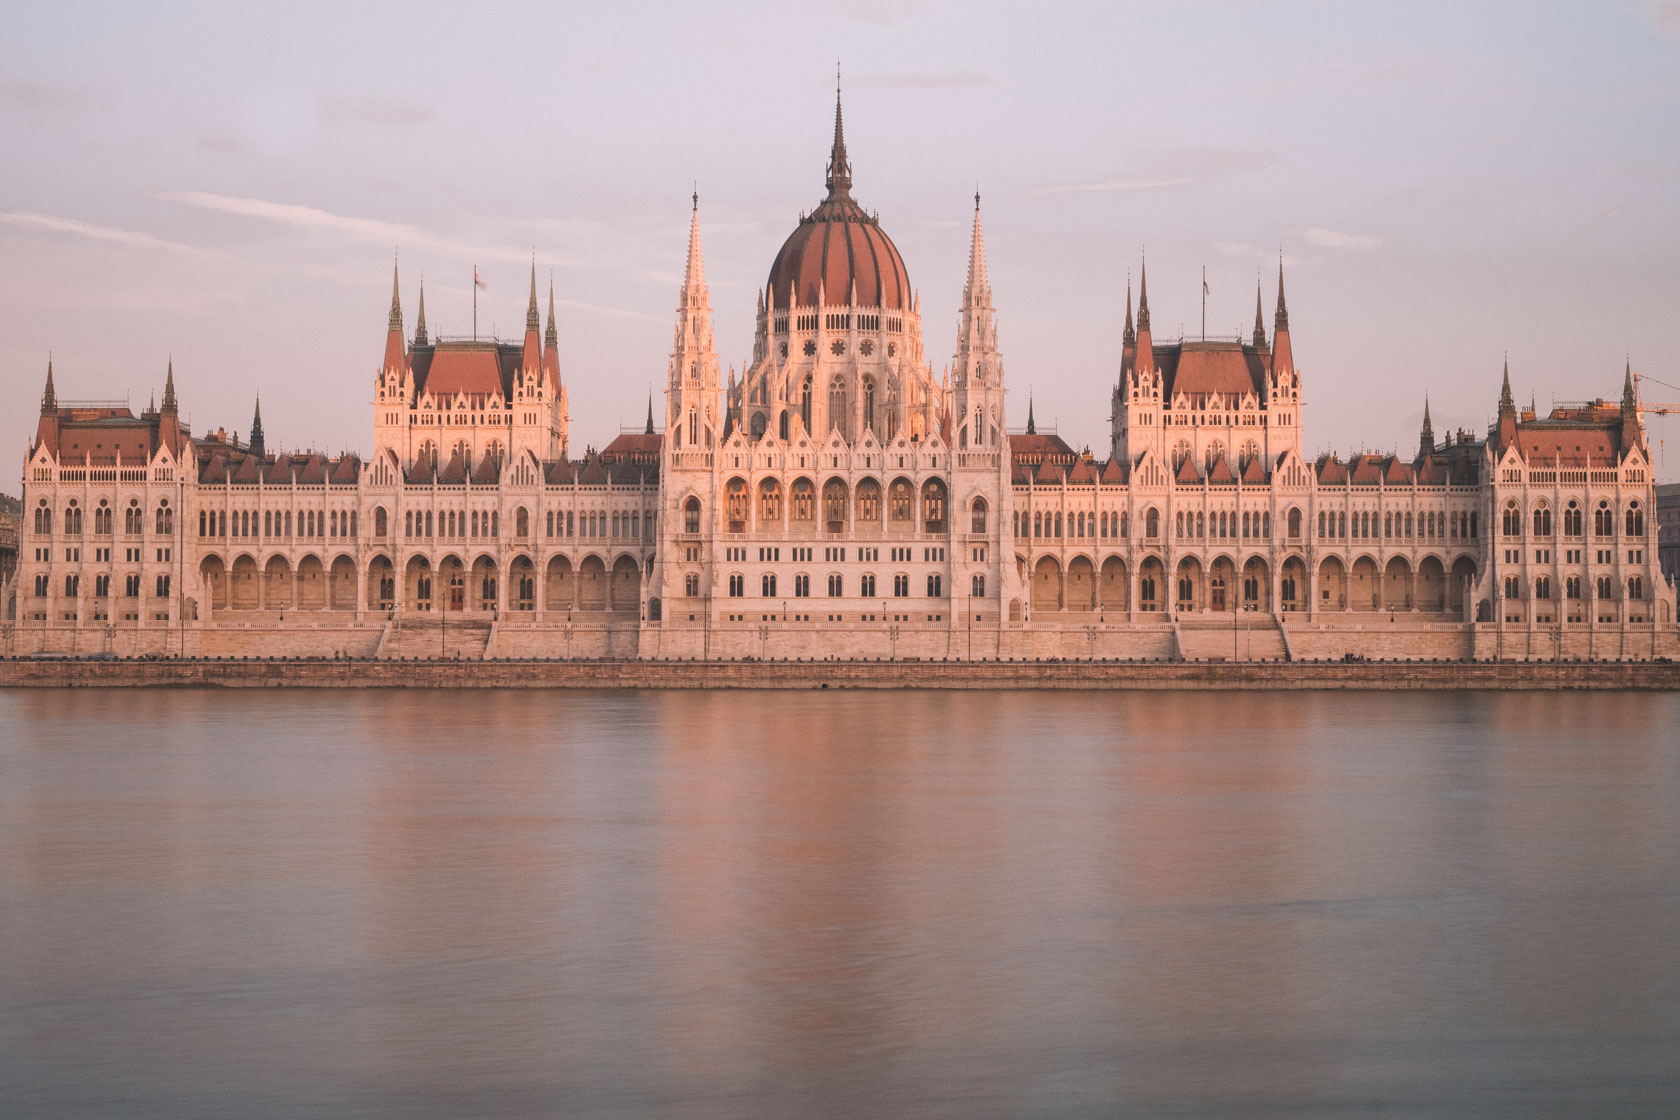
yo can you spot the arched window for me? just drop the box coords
[1629,576,1645,600]
[791,479,815,521]
[688,408,698,446]
[684,497,701,534]
[862,379,876,436]
[971,497,988,534]
[889,480,913,522]
[1205,441,1225,473]
[156,501,172,535]
[375,507,388,537]
[801,377,813,434]
[921,480,946,531]
[779,410,789,441]
[726,478,748,528]
[515,507,529,537]
[1240,440,1259,470]
[1532,504,1551,538]
[1503,575,1520,599]
[1594,501,1613,537]
[1172,440,1191,470]
[1289,508,1302,539]
[758,478,782,522]
[828,376,846,440]
[1563,501,1582,536]
[1626,501,1644,538]
[1145,508,1159,538]
[1502,501,1521,538]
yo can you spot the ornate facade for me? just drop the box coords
[8,94,1675,661]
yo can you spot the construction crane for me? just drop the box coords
[1634,372,1680,416]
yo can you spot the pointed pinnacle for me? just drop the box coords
[546,275,558,346]
[388,255,402,331]
[826,68,851,198]
[526,257,540,331]
[414,275,428,345]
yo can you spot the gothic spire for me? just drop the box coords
[1026,392,1037,436]
[41,355,56,414]
[645,390,655,435]
[249,396,266,459]
[963,189,990,306]
[1418,394,1434,460]
[545,277,558,347]
[526,257,541,332]
[161,357,177,415]
[1136,256,1151,332]
[682,191,708,302]
[825,68,852,199]
[1274,255,1289,333]
[1623,358,1636,411]
[388,255,402,332]
[414,276,428,346]
[1499,355,1514,415]
[1123,276,1135,347]
[1252,276,1267,349]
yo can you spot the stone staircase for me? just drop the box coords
[1174,614,1291,662]
[378,616,493,660]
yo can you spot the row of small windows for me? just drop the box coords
[200,508,357,539]
[35,498,171,536]
[718,477,949,531]
[1502,500,1643,539]
[712,572,958,599]
[1318,510,1477,541]
[1501,574,1646,601]
[36,573,170,598]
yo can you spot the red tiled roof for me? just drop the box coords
[767,195,910,310]
[1175,456,1202,484]
[1008,432,1078,465]
[413,343,515,402]
[601,433,663,464]
[1164,343,1265,400]
[1316,456,1349,484]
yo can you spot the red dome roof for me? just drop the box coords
[765,92,911,311]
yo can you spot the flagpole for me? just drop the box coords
[473,265,478,340]
[1201,266,1207,342]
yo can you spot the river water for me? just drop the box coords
[1,688,1677,1118]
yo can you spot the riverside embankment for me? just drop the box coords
[2,657,1677,690]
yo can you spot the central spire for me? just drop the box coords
[825,67,852,199]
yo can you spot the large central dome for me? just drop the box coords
[765,92,911,311]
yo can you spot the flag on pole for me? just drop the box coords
[1202,267,1209,296]
[475,268,487,289]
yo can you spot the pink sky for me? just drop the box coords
[4,1,1679,480]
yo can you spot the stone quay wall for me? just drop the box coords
[2,657,1675,691]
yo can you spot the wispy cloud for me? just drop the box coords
[1038,176,1195,195]
[1035,147,1274,196]
[0,211,207,254]
[1302,226,1389,250]
[861,70,990,89]
[0,80,93,111]
[1216,241,1259,257]
[321,95,438,125]
[151,192,671,321]
[155,189,424,243]
[1651,1,1680,44]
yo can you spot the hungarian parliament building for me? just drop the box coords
[10,96,1675,662]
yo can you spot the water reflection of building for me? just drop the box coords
[11,88,1677,662]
